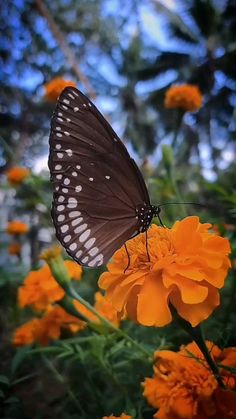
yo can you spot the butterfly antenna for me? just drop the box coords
[145,230,150,262]
[124,243,131,273]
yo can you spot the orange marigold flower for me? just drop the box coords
[99,216,231,327]
[8,242,21,256]
[18,261,82,311]
[143,341,236,419]
[13,305,86,346]
[13,318,42,346]
[94,292,121,326]
[5,166,30,185]
[103,414,132,419]
[44,78,76,102]
[6,221,29,235]
[164,84,202,112]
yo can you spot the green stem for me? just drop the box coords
[171,109,184,149]
[66,284,150,357]
[173,308,226,389]
[47,256,151,357]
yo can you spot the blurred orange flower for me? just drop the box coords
[13,305,85,346]
[99,217,231,327]
[8,242,21,256]
[143,341,236,419]
[73,292,121,326]
[13,318,41,346]
[6,166,30,185]
[44,78,76,102]
[6,221,29,235]
[103,414,132,419]
[164,84,202,112]
[18,261,82,311]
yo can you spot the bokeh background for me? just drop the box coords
[0,1,236,418]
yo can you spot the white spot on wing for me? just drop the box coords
[71,217,83,226]
[69,211,81,218]
[55,164,62,170]
[84,238,95,249]
[68,197,77,208]
[82,256,89,263]
[89,247,98,256]
[69,243,77,251]
[61,224,69,233]
[64,178,70,185]
[57,205,65,212]
[74,223,87,234]
[57,153,63,158]
[66,149,72,157]
[88,254,103,267]
[56,144,61,150]
[58,214,65,222]
[64,235,71,243]
[79,229,90,242]
[75,185,82,192]
[75,250,82,258]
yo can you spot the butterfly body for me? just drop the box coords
[49,87,159,267]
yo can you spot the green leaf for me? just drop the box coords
[11,347,31,374]
[0,375,10,387]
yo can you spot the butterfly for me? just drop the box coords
[48,87,160,268]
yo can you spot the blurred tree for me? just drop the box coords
[0,0,235,179]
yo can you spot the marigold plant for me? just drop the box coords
[8,242,21,256]
[13,305,86,346]
[164,84,202,112]
[6,221,29,235]
[99,216,231,327]
[5,166,30,185]
[143,341,236,419]
[44,77,76,102]
[18,260,82,311]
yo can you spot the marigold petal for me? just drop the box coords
[171,396,195,419]
[137,273,172,326]
[164,273,209,304]
[173,216,202,253]
[170,285,220,327]
[167,264,204,281]
[109,276,144,312]
[203,264,229,288]
[99,272,122,290]
[205,235,231,253]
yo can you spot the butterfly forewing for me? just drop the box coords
[49,87,151,267]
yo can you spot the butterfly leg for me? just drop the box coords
[124,243,131,273]
[145,230,150,262]
[157,212,165,227]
